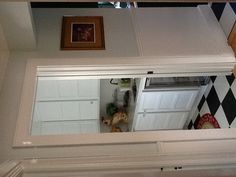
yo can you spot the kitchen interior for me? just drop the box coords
[1,1,236,144]
[2,2,231,137]
[2,2,236,176]
[32,75,223,135]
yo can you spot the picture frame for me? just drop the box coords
[61,16,105,50]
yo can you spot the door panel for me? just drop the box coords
[138,90,199,112]
[135,112,189,131]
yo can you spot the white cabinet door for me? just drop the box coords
[36,78,99,100]
[35,100,99,122]
[79,100,99,120]
[32,78,100,135]
[77,79,100,98]
[35,120,99,135]
[134,89,199,131]
[138,90,199,112]
[35,102,62,122]
[79,120,99,133]
[135,112,189,131]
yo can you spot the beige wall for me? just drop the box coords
[0,23,9,94]
[0,8,140,162]
[0,2,36,50]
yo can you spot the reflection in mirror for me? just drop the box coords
[31,76,213,135]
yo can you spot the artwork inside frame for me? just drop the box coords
[61,16,105,50]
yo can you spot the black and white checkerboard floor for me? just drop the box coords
[189,74,236,129]
[187,3,236,129]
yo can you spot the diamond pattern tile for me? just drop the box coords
[226,74,235,86]
[222,89,236,125]
[213,76,230,102]
[188,120,193,129]
[206,86,221,116]
[211,3,226,20]
[230,3,236,14]
[231,79,236,99]
[214,106,229,128]
[189,74,236,130]
[192,74,236,129]
[210,76,217,83]
[200,102,211,116]
[230,117,236,128]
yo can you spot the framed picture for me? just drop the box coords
[61,16,105,50]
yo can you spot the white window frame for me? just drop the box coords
[13,57,236,147]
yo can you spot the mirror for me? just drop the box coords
[31,75,214,135]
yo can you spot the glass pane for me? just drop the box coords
[31,75,235,136]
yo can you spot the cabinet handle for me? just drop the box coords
[90,101,94,104]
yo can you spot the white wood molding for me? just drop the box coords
[2,153,236,177]
[13,57,236,147]
[20,153,236,177]
[34,57,235,77]
[130,9,144,56]
[0,161,23,177]
[12,5,236,147]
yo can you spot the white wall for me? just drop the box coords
[133,6,232,58]
[0,8,140,162]
[0,2,36,50]
[33,8,139,58]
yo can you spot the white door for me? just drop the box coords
[134,89,199,130]
[32,78,100,135]
[135,112,189,131]
[138,90,199,112]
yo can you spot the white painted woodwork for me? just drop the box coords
[134,89,199,130]
[135,112,189,131]
[36,78,99,100]
[0,161,23,177]
[12,58,230,146]
[2,157,236,177]
[138,90,199,112]
[12,5,235,146]
[0,5,233,169]
[32,119,99,135]
[0,2,36,50]
[132,6,233,59]
[18,154,236,177]
[0,4,236,177]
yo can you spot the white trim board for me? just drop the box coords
[14,155,236,177]
[0,161,23,177]
[13,58,236,147]
[12,5,236,147]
